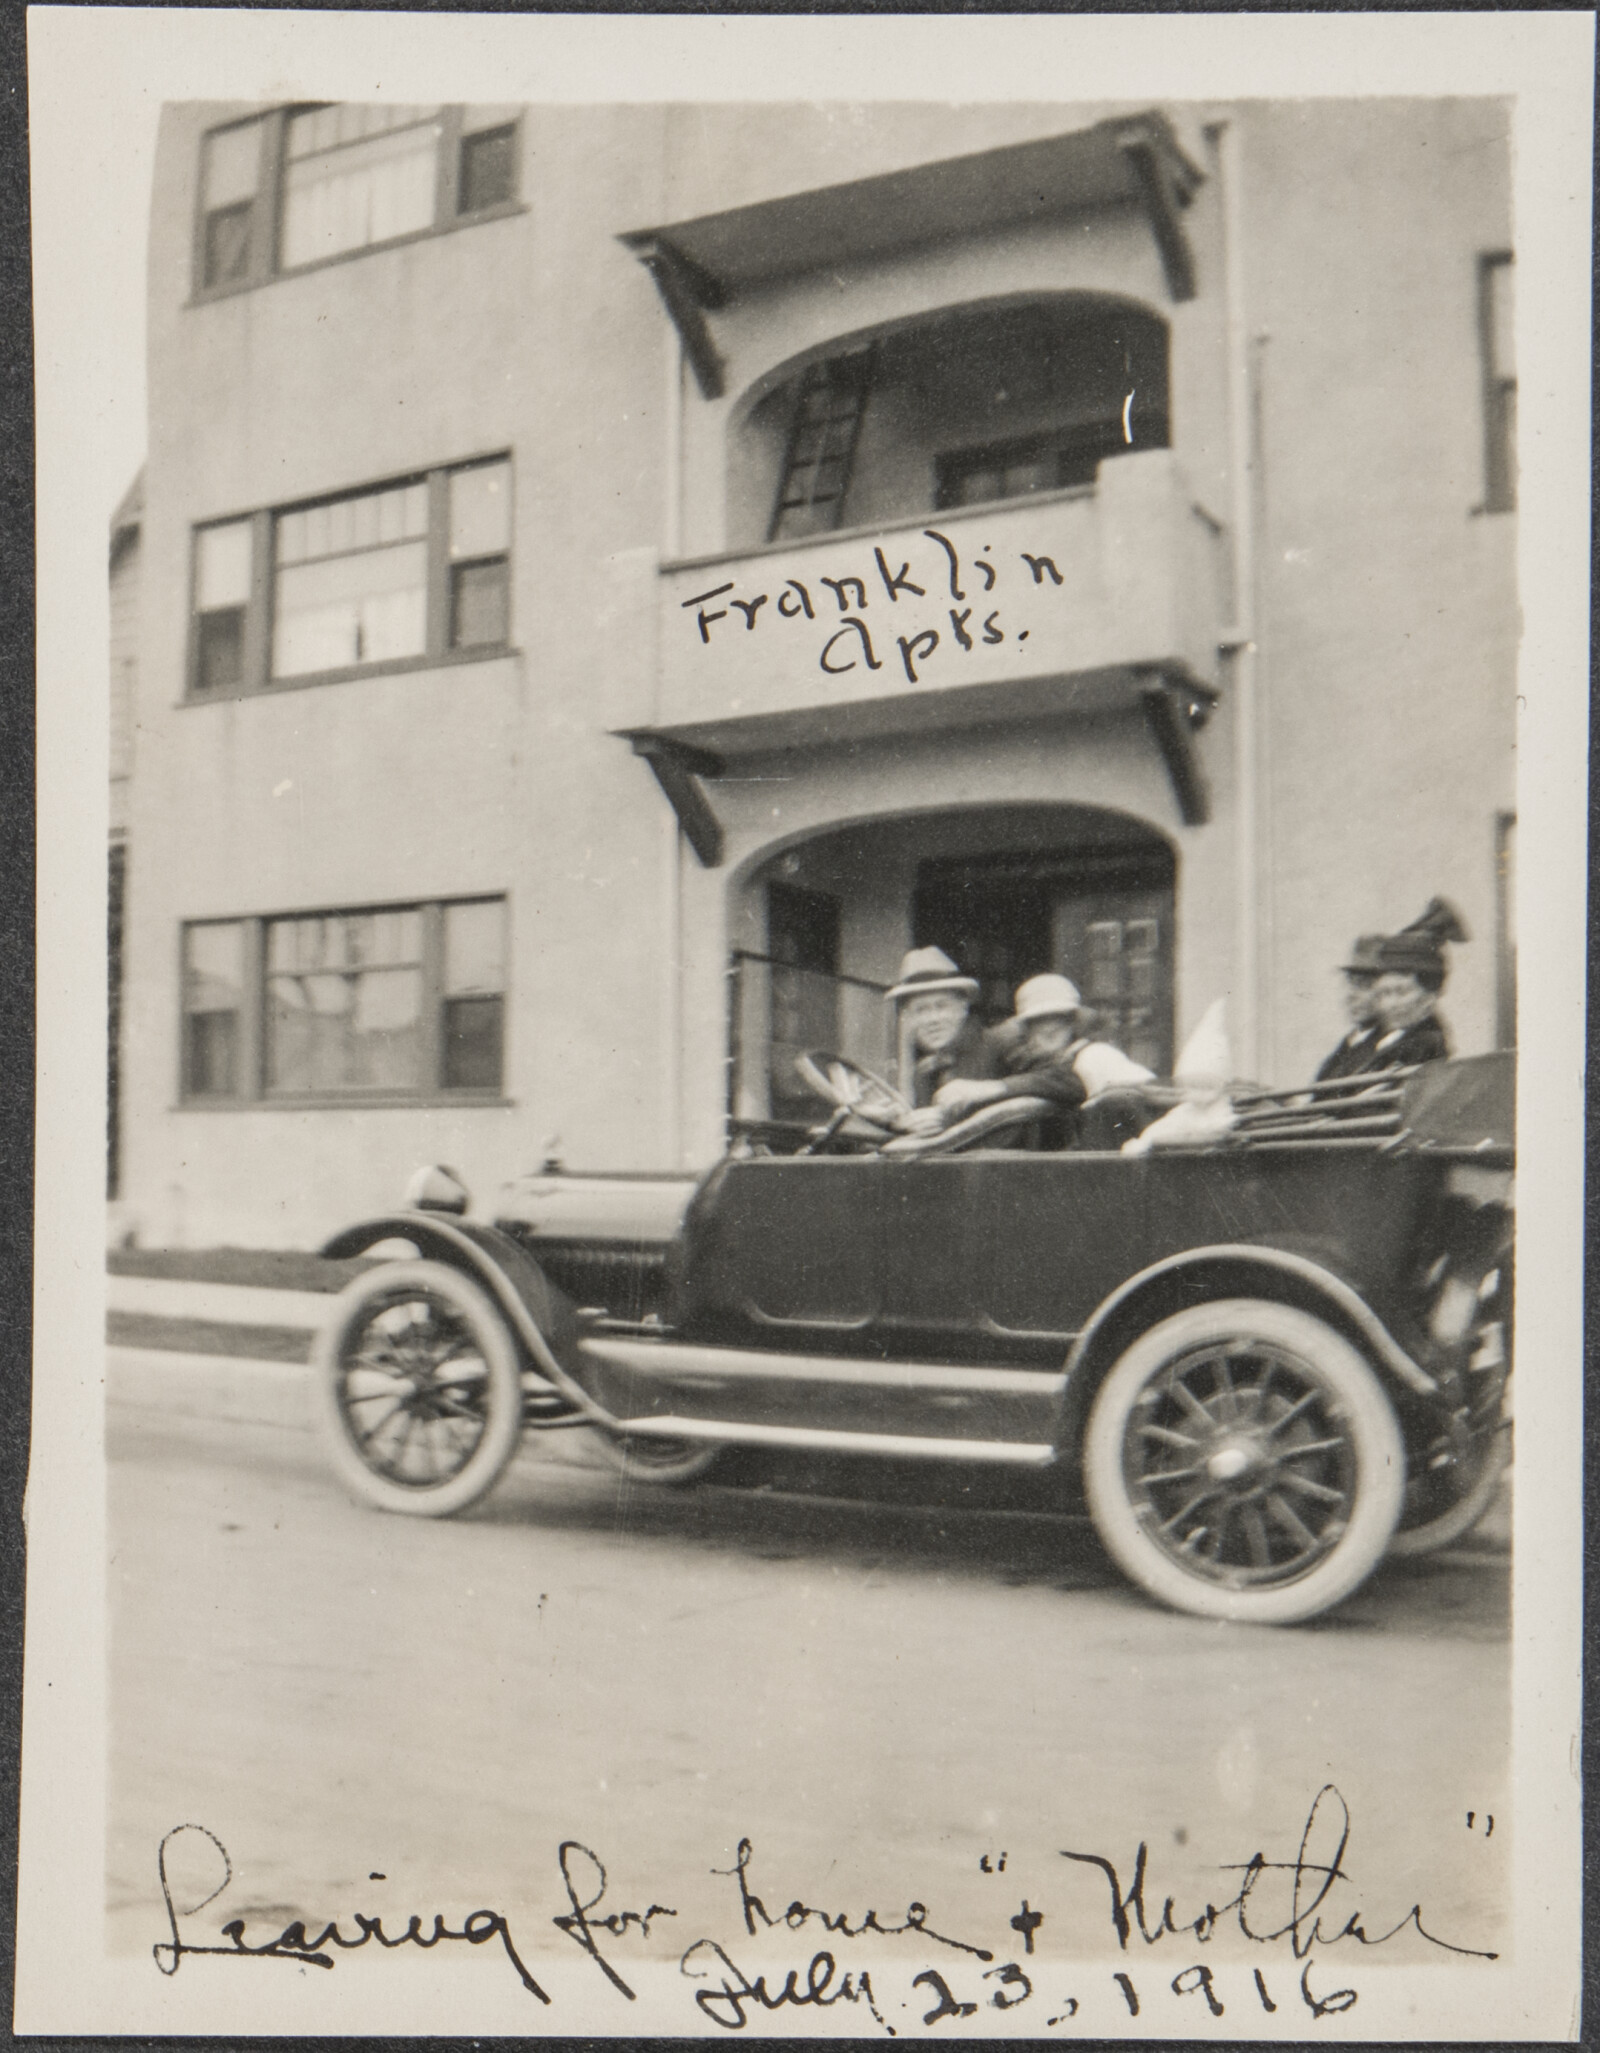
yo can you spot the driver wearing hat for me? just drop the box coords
[924,973,1155,1141]
[1313,933,1385,1081]
[887,948,1003,1136]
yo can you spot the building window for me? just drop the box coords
[281,105,442,269]
[273,479,430,677]
[1479,252,1515,514]
[181,920,246,1098]
[199,118,264,288]
[192,519,253,693]
[194,104,523,296]
[459,122,518,214]
[188,456,512,697]
[180,898,506,1103]
[936,425,1126,509]
[446,462,513,649]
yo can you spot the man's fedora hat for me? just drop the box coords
[1341,934,1386,976]
[1013,973,1084,1021]
[887,946,979,1003]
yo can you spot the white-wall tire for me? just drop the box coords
[1084,1299,1404,1624]
[313,1260,524,1517]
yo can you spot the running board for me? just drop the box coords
[615,1414,1057,1466]
[578,1334,1064,1398]
[575,1332,1066,1454]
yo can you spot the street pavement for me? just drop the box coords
[105,1340,1512,2027]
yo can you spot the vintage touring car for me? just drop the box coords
[313,1052,1513,1625]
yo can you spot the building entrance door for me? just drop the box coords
[913,839,1176,1075]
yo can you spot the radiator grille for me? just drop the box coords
[511,1235,670,1321]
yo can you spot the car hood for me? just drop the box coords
[495,1171,700,1245]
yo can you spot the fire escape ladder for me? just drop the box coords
[767,347,878,542]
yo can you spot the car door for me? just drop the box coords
[680,1154,884,1338]
[876,1146,1151,1359]
[976,1150,1152,1340]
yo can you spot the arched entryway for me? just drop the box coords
[734,803,1177,1126]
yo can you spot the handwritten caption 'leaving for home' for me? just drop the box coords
[149,1785,1497,2032]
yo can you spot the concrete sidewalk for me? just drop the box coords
[108,1345,314,1431]
[107,1273,329,1330]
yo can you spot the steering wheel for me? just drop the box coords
[794,1051,911,1130]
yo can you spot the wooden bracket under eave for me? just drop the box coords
[634,238,727,400]
[628,733,727,867]
[1118,135,1198,303]
[1139,676,1213,826]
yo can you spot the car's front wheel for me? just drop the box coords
[1084,1299,1404,1624]
[313,1260,525,1516]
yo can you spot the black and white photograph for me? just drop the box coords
[20,7,1589,2038]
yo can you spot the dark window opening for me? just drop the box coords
[203,202,254,287]
[450,558,510,649]
[936,417,1137,508]
[443,993,504,1088]
[184,1013,239,1098]
[767,881,842,1122]
[195,607,246,694]
[460,124,516,214]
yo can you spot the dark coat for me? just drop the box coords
[1314,1027,1380,1081]
[994,1039,1092,1111]
[910,1014,1003,1108]
[1353,1014,1452,1073]
[985,1037,1096,1149]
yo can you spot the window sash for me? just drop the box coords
[182,900,506,1102]
[272,537,429,676]
[280,118,443,269]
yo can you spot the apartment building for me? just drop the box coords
[118,97,1517,1246]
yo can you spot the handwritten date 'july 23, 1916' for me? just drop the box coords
[151,1784,1496,2032]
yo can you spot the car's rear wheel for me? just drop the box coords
[314,1260,524,1516]
[1389,1420,1510,1557]
[1084,1299,1404,1624]
[589,1430,721,1485]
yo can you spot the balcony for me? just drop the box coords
[629,450,1227,839]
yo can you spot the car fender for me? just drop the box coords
[1054,1242,1437,1458]
[319,1213,605,1422]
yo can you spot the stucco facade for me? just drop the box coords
[119,97,1515,1247]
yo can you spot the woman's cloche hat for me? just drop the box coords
[887,946,980,1003]
[1012,973,1085,1021]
